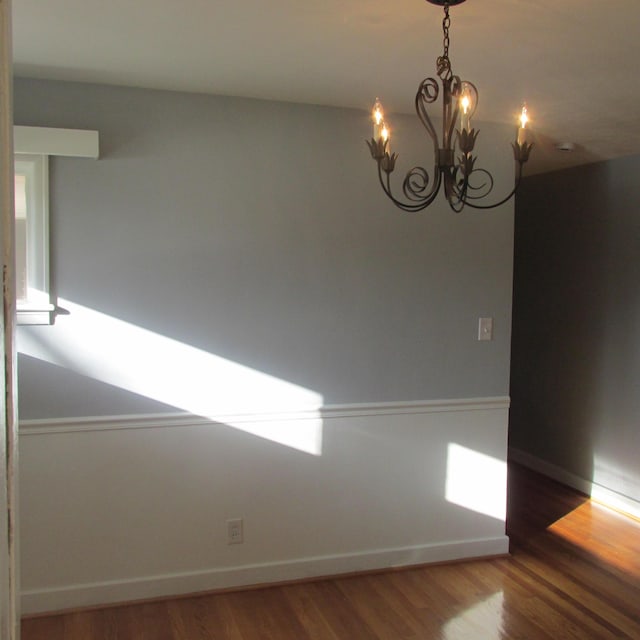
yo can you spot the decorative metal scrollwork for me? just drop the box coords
[366,0,533,213]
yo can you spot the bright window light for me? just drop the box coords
[446,443,507,521]
[443,591,505,639]
[17,299,324,455]
[548,501,640,579]
[14,154,54,324]
[13,126,99,324]
[592,454,640,520]
[14,173,28,300]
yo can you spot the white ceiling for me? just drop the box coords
[11,0,640,174]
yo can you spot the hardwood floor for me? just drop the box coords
[22,463,640,639]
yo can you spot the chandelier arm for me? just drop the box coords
[415,78,441,148]
[413,80,446,205]
[402,166,442,204]
[457,167,494,201]
[443,168,468,212]
[376,162,442,212]
[378,164,426,212]
[448,195,466,213]
[444,76,463,149]
[458,162,525,210]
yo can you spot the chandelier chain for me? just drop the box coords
[437,2,452,80]
[442,3,450,61]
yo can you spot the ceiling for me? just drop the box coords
[11,0,640,175]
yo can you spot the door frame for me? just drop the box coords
[0,0,20,637]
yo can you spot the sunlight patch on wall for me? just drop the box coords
[445,443,507,521]
[591,454,640,518]
[17,298,324,454]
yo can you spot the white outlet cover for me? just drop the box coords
[227,518,243,544]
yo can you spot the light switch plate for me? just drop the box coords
[478,317,493,341]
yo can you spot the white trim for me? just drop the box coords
[21,535,509,615]
[19,396,511,436]
[508,447,593,494]
[12,126,99,326]
[1,0,21,635]
[12,306,54,326]
[508,447,640,520]
[13,126,99,159]
[20,397,510,614]
[14,153,52,324]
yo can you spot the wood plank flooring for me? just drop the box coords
[22,463,640,639]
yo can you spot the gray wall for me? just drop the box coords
[16,78,518,612]
[510,155,640,503]
[14,78,516,420]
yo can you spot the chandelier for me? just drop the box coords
[366,0,533,213]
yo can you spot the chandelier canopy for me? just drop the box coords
[366,0,533,213]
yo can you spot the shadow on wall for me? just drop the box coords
[509,156,640,502]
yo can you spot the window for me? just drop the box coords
[13,126,99,325]
[14,153,53,324]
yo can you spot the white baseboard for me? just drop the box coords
[22,536,509,615]
[508,447,593,494]
[508,447,640,520]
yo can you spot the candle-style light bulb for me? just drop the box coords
[372,98,385,140]
[517,104,529,145]
[381,122,391,153]
[459,83,474,132]
[460,94,471,131]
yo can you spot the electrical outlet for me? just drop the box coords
[227,518,243,545]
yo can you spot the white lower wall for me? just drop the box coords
[20,398,510,614]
